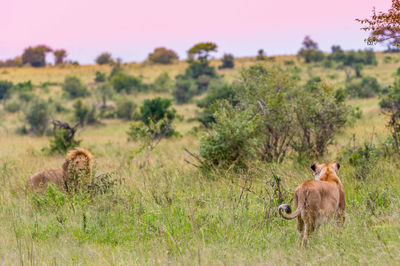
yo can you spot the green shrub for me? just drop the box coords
[152,72,173,92]
[95,83,114,107]
[196,81,237,127]
[95,71,106,82]
[110,71,142,94]
[138,97,177,137]
[173,75,196,104]
[199,101,257,169]
[346,76,380,98]
[0,80,13,100]
[219,54,234,69]
[24,99,50,135]
[116,98,136,120]
[47,121,81,154]
[73,100,89,126]
[4,101,20,113]
[62,76,89,98]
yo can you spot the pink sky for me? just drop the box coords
[0,0,391,64]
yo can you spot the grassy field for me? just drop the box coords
[1,53,400,265]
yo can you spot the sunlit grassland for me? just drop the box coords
[0,53,400,264]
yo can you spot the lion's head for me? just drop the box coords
[62,148,93,186]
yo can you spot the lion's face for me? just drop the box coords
[70,154,90,173]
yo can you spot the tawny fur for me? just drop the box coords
[27,148,93,194]
[278,162,346,245]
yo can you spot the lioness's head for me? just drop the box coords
[311,161,340,180]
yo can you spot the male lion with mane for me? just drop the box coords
[27,148,93,193]
[278,162,345,245]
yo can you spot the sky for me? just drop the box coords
[0,0,392,64]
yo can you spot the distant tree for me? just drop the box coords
[188,42,217,60]
[148,47,178,64]
[357,0,400,48]
[22,45,52,67]
[256,49,266,60]
[95,83,114,107]
[328,45,346,62]
[53,49,67,65]
[298,36,325,63]
[73,99,90,127]
[95,52,113,65]
[219,53,235,69]
[110,71,142,93]
[1,57,22,67]
[94,71,106,82]
[25,99,50,135]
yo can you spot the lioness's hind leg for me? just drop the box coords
[297,217,305,241]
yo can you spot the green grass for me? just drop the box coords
[0,53,400,264]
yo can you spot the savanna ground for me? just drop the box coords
[1,53,400,265]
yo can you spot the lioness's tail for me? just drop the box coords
[278,204,302,220]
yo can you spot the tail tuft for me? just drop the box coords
[278,204,292,214]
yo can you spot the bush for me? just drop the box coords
[95,52,113,65]
[346,76,380,98]
[73,100,89,127]
[116,98,136,120]
[110,71,142,94]
[152,72,173,92]
[148,47,178,64]
[24,99,50,135]
[173,75,196,104]
[62,76,89,98]
[219,54,234,69]
[199,101,257,169]
[95,83,114,107]
[0,80,13,100]
[293,80,349,157]
[256,49,266,60]
[185,60,217,80]
[95,71,106,82]
[196,81,238,127]
[47,121,81,154]
[298,49,325,63]
[138,97,177,137]
[4,101,20,113]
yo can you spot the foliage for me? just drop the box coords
[256,49,266,60]
[4,101,20,113]
[357,0,400,47]
[110,71,143,93]
[95,83,114,107]
[196,81,238,127]
[188,42,217,60]
[293,80,349,157]
[73,100,90,127]
[199,101,257,169]
[95,52,113,65]
[116,98,136,120]
[346,76,380,98]
[62,76,89,98]
[138,97,177,137]
[21,45,52,67]
[0,80,13,100]
[94,71,106,83]
[173,75,196,104]
[152,72,173,92]
[47,121,81,154]
[24,99,50,135]
[219,54,234,69]
[53,49,67,65]
[298,36,325,63]
[148,47,178,64]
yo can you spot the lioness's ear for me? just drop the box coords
[334,161,340,170]
[311,162,317,172]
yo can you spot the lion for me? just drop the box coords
[27,148,94,194]
[278,162,345,245]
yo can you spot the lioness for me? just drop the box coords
[278,162,345,245]
[27,148,93,194]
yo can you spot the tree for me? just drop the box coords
[53,49,67,65]
[219,54,235,69]
[256,49,266,60]
[110,71,142,93]
[188,42,217,60]
[148,47,178,64]
[357,0,400,47]
[298,36,325,63]
[95,52,113,65]
[22,45,52,67]
[24,99,50,135]
[73,100,89,127]
[95,83,114,107]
